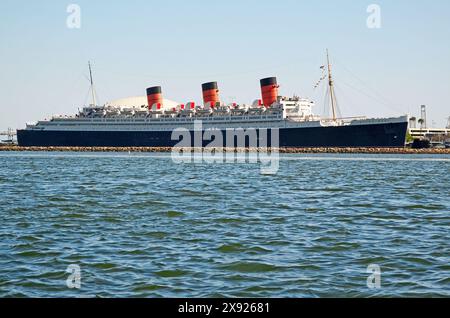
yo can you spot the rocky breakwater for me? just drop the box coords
[1,145,450,154]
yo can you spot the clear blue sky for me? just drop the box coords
[1,0,449,130]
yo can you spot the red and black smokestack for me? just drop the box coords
[260,77,279,107]
[146,86,163,110]
[202,82,220,107]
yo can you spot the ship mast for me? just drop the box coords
[88,61,97,107]
[326,49,337,121]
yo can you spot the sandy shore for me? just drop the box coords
[1,145,449,154]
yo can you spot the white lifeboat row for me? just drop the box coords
[147,99,283,117]
[79,99,284,119]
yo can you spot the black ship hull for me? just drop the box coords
[17,121,408,148]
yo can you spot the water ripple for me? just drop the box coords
[0,152,449,297]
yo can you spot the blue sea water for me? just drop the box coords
[0,152,449,297]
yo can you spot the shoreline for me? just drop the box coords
[1,145,449,154]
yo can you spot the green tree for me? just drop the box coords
[406,131,414,143]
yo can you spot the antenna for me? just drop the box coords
[88,61,97,107]
[326,49,338,121]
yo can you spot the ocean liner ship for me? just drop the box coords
[17,52,408,148]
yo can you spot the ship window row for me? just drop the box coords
[52,115,281,123]
[50,120,282,126]
[43,122,284,130]
[52,121,282,128]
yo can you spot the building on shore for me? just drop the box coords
[408,106,449,142]
[409,128,450,139]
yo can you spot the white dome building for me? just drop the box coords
[105,96,179,110]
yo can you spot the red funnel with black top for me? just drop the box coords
[202,82,220,107]
[260,77,279,107]
[146,86,163,110]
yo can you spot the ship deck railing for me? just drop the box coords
[49,114,284,123]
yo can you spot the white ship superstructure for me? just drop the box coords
[24,95,406,133]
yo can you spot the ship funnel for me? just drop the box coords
[202,82,220,107]
[260,77,279,107]
[146,86,163,110]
